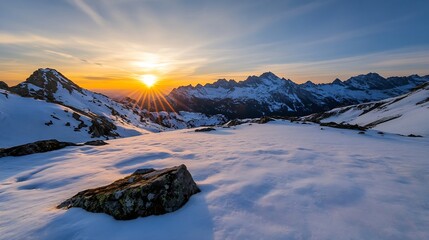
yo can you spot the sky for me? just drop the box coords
[1,0,429,94]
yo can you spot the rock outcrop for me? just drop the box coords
[88,116,119,138]
[223,117,275,128]
[195,127,216,132]
[258,116,274,124]
[0,139,110,158]
[84,140,108,146]
[0,139,77,157]
[57,164,200,220]
[0,81,9,90]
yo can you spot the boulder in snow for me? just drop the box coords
[257,116,274,124]
[84,140,108,146]
[195,127,216,132]
[0,139,77,158]
[57,164,200,220]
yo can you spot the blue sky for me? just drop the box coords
[1,0,428,91]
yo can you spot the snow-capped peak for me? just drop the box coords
[167,72,429,118]
[259,71,280,80]
[9,68,83,102]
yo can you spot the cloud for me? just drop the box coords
[0,33,62,45]
[71,0,105,26]
[254,47,429,82]
[82,76,117,81]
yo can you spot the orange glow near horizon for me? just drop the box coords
[121,83,177,113]
[138,74,157,88]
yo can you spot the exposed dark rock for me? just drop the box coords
[0,139,77,158]
[88,116,118,138]
[65,122,71,126]
[72,112,81,120]
[319,122,367,131]
[195,127,216,132]
[57,164,200,220]
[45,120,53,126]
[416,97,429,105]
[364,115,401,128]
[223,117,276,127]
[78,121,88,129]
[223,119,245,127]
[408,134,423,138]
[257,116,274,124]
[358,131,365,134]
[0,81,9,90]
[0,91,8,98]
[84,140,108,146]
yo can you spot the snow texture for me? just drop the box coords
[0,121,428,239]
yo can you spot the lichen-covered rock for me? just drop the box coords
[57,164,200,220]
[0,139,77,158]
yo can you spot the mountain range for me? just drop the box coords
[165,72,429,118]
[1,68,428,146]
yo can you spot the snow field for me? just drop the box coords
[0,121,428,239]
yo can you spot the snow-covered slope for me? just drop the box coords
[120,97,227,129]
[0,121,428,239]
[303,82,429,136]
[141,111,227,129]
[166,72,429,118]
[0,89,151,148]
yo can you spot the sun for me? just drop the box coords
[139,74,157,88]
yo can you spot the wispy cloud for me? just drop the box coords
[1,0,429,92]
[0,33,62,45]
[71,0,105,26]
[255,47,429,82]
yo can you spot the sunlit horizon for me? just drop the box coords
[1,0,429,94]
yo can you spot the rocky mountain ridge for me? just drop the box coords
[166,72,429,118]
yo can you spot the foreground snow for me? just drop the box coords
[0,121,428,239]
